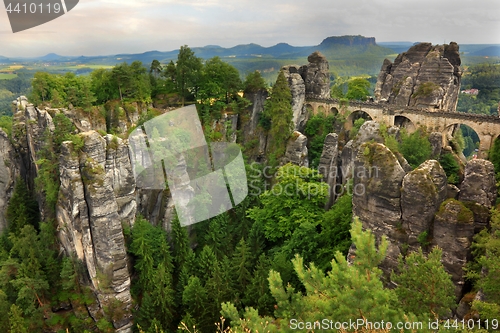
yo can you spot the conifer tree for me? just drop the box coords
[231,238,252,295]
[204,214,231,261]
[263,70,293,157]
[393,247,455,319]
[8,304,28,333]
[243,253,274,315]
[222,218,409,332]
[182,276,209,331]
[6,178,39,234]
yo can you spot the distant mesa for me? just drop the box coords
[319,35,377,47]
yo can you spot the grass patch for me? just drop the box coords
[0,73,17,80]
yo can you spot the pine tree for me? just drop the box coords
[9,304,28,333]
[204,214,231,261]
[222,218,409,332]
[243,253,274,315]
[231,238,252,302]
[6,178,39,234]
[393,247,455,319]
[0,290,10,332]
[182,276,209,332]
[264,70,293,157]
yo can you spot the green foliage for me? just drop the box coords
[223,218,406,332]
[393,247,455,319]
[458,63,500,115]
[489,138,500,183]
[6,178,39,234]
[316,194,353,270]
[417,230,430,248]
[165,46,203,106]
[247,164,328,245]
[0,115,12,137]
[467,208,500,321]
[263,70,293,158]
[350,117,366,139]
[303,113,337,168]
[129,216,175,331]
[243,70,267,93]
[345,77,371,100]
[197,56,243,120]
[399,128,432,169]
[439,153,460,185]
[412,82,440,99]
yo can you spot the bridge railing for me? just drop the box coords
[305,94,500,124]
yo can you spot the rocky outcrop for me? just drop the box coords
[104,135,137,228]
[375,42,461,111]
[282,66,308,131]
[459,159,497,233]
[280,51,330,131]
[459,159,497,208]
[301,51,330,98]
[57,131,133,332]
[433,199,475,299]
[429,132,443,158]
[241,90,267,139]
[401,160,447,250]
[352,142,406,276]
[338,121,385,186]
[0,129,19,233]
[283,131,308,167]
[318,133,338,209]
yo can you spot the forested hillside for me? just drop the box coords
[0,44,499,333]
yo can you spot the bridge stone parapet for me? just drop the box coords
[305,94,500,158]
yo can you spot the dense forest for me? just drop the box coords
[0,46,499,333]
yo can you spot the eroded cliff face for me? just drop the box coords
[349,135,496,300]
[57,131,134,332]
[374,42,462,111]
[281,51,331,131]
[0,129,19,233]
[5,101,152,331]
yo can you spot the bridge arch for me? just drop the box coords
[394,115,416,132]
[305,103,314,115]
[345,110,373,130]
[444,123,481,159]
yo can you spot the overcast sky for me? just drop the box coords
[0,0,499,57]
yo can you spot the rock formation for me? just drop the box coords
[374,42,462,111]
[433,199,475,299]
[57,131,134,332]
[282,66,308,131]
[283,131,308,167]
[352,142,407,276]
[301,51,330,99]
[318,133,338,209]
[401,160,447,250]
[280,51,330,131]
[0,128,19,233]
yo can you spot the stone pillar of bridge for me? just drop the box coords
[478,135,493,159]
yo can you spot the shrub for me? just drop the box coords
[399,128,432,168]
[439,153,460,185]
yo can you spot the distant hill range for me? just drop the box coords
[0,35,389,64]
[1,35,498,79]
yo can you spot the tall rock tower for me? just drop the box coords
[374,42,462,111]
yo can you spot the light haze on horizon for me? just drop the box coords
[0,0,499,57]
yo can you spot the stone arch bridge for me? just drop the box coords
[305,95,500,158]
